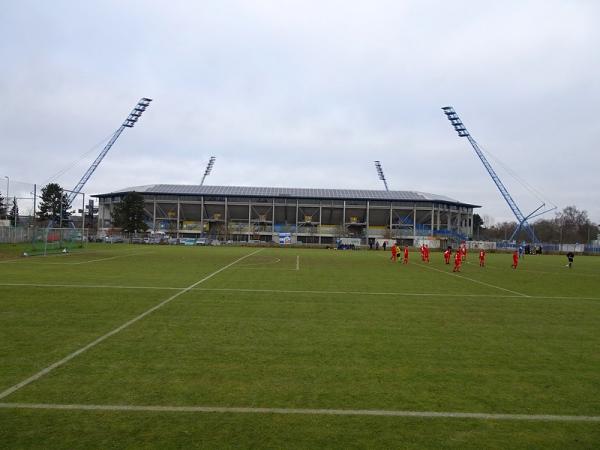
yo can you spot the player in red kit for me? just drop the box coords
[479,249,486,267]
[453,250,462,272]
[443,247,451,264]
[511,250,518,269]
[390,243,398,262]
[424,244,430,263]
[403,246,409,264]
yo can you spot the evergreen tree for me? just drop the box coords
[473,213,484,239]
[7,197,19,226]
[37,183,70,225]
[0,190,6,220]
[111,192,148,233]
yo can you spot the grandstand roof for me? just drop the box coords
[95,184,478,207]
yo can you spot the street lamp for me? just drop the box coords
[4,176,8,199]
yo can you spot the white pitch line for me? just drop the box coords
[0,282,181,291]
[0,252,72,264]
[70,252,154,265]
[21,252,153,265]
[0,249,263,401]
[0,402,598,423]
[463,260,600,278]
[0,257,29,264]
[1,283,599,301]
[237,258,282,267]
[194,287,513,297]
[416,263,530,297]
[193,288,600,301]
[296,255,300,271]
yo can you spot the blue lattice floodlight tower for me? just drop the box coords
[442,106,553,243]
[66,98,152,208]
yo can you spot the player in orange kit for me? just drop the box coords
[390,243,398,262]
[453,249,462,272]
[479,249,486,267]
[403,245,409,264]
[511,250,519,269]
[443,247,451,264]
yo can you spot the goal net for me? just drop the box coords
[28,228,84,256]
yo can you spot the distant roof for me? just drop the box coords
[94,184,479,207]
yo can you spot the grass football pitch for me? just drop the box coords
[0,244,599,449]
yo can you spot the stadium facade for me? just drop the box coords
[95,185,479,245]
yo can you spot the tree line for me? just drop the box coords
[0,183,71,226]
[0,191,18,225]
[0,183,147,232]
[474,206,598,244]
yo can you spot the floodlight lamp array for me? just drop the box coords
[123,97,153,128]
[374,160,389,191]
[442,106,470,137]
[374,160,386,181]
[204,156,216,176]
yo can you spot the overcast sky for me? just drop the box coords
[1,0,599,223]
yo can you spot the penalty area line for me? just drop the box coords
[416,262,530,297]
[0,402,598,423]
[0,249,263,401]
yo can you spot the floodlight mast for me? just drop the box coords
[66,97,152,207]
[441,106,548,243]
[200,156,216,186]
[374,160,389,191]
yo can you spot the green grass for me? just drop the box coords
[1,244,599,449]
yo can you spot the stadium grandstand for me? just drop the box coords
[94,185,479,245]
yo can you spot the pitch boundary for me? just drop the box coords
[1,282,598,301]
[0,282,181,290]
[0,402,598,422]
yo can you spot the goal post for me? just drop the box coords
[28,227,84,256]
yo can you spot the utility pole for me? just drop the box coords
[33,184,36,226]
